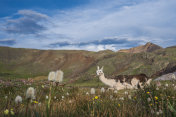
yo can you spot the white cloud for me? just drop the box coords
[0,0,176,50]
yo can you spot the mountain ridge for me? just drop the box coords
[118,42,162,53]
[0,43,176,82]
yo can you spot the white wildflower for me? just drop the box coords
[66,92,69,96]
[100,87,105,93]
[38,102,41,107]
[124,91,128,95]
[55,70,64,83]
[110,95,113,99]
[151,110,154,114]
[172,84,175,86]
[62,96,64,99]
[119,97,124,100]
[128,95,132,99]
[114,90,118,94]
[15,95,22,104]
[69,100,72,103]
[54,96,56,99]
[48,71,56,82]
[156,87,159,90]
[46,95,49,99]
[165,83,169,87]
[5,96,8,99]
[90,88,95,95]
[86,92,89,95]
[147,98,151,102]
[159,109,163,114]
[156,111,160,115]
[26,87,35,99]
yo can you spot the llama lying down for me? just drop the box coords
[96,66,152,90]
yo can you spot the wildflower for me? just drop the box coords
[15,95,22,104]
[100,87,105,93]
[26,87,35,99]
[90,88,95,95]
[147,98,151,102]
[95,96,98,99]
[134,97,136,100]
[48,71,56,81]
[68,100,72,103]
[38,103,41,106]
[118,104,120,107]
[156,87,159,90]
[146,92,150,94]
[156,111,160,115]
[150,104,153,106]
[54,96,56,99]
[154,96,158,100]
[172,84,175,86]
[46,95,49,99]
[165,83,168,87]
[55,70,64,83]
[156,81,161,87]
[128,95,132,99]
[124,91,128,95]
[66,92,69,96]
[174,86,176,90]
[5,96,8,99]
[159,109,163,114]
[10,109,14,115]
[62,96,64,99]
[4,109,9,115]
[151,109,154,114]
[110,95,113,99]
[42,85,44,88]
[114,90,118,94]
[86,92,89,95]
[119,97,124,100]
[33,101,38,104]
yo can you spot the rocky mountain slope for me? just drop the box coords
[118,42,162,53]
[0,43,176,82]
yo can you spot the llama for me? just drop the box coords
[96,66,152,90]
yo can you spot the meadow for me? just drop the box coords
[1,78,176,117]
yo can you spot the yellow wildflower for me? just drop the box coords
[10,110,15,115]
[147,92,150,94]
[4,109,9,115]
[134,97,136,99]
[95,96,98,99]
[150,104,152,106]
[42,85,44,88]
[118,104,120,107]
[154,96,158,100]
[33,101,38,104]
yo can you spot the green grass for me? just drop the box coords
[1,79,176,116]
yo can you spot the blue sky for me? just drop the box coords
[0,0,176,51]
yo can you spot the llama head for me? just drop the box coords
[96,66,104,76]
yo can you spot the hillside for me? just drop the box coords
[118,42,162,53]
[0,43,176,83]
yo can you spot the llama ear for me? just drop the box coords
[101,66,104,71]
[97,66,100,70]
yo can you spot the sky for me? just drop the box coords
[0,0,176,51]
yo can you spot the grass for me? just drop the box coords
[1,79,176,117]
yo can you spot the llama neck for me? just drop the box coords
[99,74,115,87]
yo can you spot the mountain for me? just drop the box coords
[118,42,162,53]
[0,43,176,83]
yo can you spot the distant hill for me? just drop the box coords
[118,42,162,53]
[0,43,176,83]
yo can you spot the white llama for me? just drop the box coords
[96,66,152,90]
